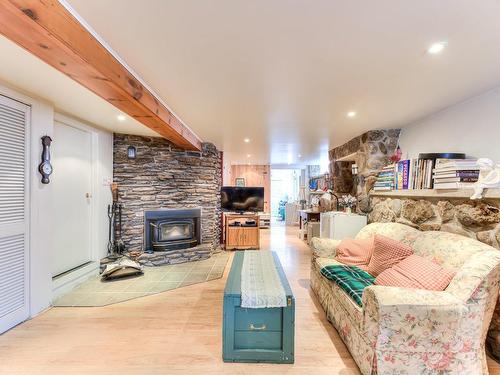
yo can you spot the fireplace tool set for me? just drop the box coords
[101,183,143,280]
[107,183,125,259]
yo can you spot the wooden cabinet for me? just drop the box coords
[225,214,260,250]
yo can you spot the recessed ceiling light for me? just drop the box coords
[246,154,251,158]
[427,41,446,55]
[347,111,356,118]
[244,138,250,143]
[298,154,302,158]
[117,114,126,122]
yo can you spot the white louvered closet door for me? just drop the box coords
[0,95,30,334]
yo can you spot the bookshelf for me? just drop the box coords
[370,188,500,199]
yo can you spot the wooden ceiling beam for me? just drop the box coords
[0,0,202,150]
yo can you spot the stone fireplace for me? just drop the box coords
[113,133,222,265]
[144,208,201,252]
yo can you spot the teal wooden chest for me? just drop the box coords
[223,251,295,363]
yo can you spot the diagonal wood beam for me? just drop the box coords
[0,0,202,150]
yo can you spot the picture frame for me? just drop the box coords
[235,177,245,187]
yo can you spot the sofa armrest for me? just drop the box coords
[309,237,341,259]
[363,285,470,352]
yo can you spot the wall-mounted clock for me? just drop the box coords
[38,136,53,184]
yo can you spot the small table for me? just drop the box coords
[298,209,320,229]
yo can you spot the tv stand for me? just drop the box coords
[224,213,260,250]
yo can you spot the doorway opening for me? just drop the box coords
[270,169,301,222]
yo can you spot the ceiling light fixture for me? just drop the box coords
[427,41,446,55]
[298,154,302,158]
[247,154,251,158]
[347,111,356,118]
[117,114,126,122]
[244,138,250,143]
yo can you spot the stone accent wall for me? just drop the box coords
[368,196,500,249]
[113,133,222,252]
[329,129,401,209]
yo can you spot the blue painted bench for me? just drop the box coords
[222,251,295,363]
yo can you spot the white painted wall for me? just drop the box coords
[399,87,500,162]
[0,81,113,317]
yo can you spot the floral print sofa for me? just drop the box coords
[310,222,500,374]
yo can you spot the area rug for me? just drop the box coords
[53,251,230,307]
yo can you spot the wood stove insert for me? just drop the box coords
[144,208,201,253]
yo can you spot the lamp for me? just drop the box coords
[127,145,137,159]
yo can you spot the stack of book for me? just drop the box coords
[373,165,395,191]
[433,159,480,189]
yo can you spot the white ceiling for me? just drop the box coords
[5,1,500,168]
[0,35,157,137]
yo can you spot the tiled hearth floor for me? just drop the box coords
[53,251,230,307]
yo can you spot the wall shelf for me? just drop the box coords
[370,188,500,199]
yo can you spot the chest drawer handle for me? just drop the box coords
[249,323,267,331]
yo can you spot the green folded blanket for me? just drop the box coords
[320,265,375,307]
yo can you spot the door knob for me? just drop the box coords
[86,192,92,198]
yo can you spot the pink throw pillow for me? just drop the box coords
[367,235,413,277]
[335,238,374,270]
[375,254,456,290]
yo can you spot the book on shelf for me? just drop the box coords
[435,158,480,168]
[433,176,479,183]
[432,170,480,178]
[434,182,477,190]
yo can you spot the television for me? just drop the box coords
[221,187,264,212]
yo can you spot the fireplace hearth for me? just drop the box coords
[144,208,201,253]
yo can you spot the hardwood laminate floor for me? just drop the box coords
[0,224,498,375]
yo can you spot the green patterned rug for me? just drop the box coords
[53,252,230,307]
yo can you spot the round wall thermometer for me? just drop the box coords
[38,136,53,184]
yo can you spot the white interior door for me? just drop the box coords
[52,121,92,277]
[0,95,30,334]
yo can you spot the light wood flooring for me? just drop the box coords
[0,224,499,375]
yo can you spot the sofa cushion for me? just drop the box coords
[335,238,373,270]
[411,231,496,269]
[320,264,375,306]
[374,254,456,290]
[367,234,413,277]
